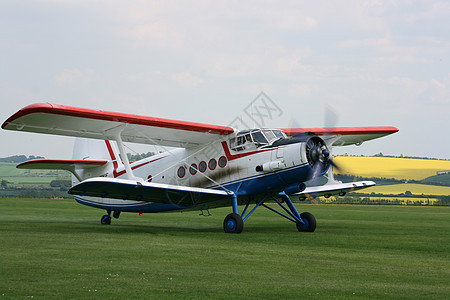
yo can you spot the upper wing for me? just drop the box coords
[2,103,235,148]
[282,127,398,146]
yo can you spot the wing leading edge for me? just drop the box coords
[294,181,376,198]
[2,103,235,148]
[282,127,398,146]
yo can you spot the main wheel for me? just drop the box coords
[296,212,316,232]
[101,214,112,225]
[223,213,244,233]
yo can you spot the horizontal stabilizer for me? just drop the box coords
[295,181,376,198]
[17,159,109,182]
[17,159,108,170]
[69,177,232,207]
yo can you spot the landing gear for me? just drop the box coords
[101,210,121,225]
[296,212,316,232]
[223,213,244,233]
[222,192,317,233]
[101,214,112,225]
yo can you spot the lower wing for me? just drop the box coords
[68,177,232,207]
[295,181,375,198]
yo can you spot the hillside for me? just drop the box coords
[0,162,71,198]
[334,156,450,181]
[331,156,450,204]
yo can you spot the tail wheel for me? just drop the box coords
[296,212,316,232]
[101,215,112,225]
[223,213,244,233]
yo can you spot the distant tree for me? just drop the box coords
[127,152,155,161]
[0,155,44,163]
[1,179,7,189]
[405,190,412,196]
[50,180,71,189]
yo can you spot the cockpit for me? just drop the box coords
[229,129,287,151]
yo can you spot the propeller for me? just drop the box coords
[305,106,342,185]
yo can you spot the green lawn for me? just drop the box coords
[0,198,449,299]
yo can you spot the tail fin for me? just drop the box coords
[71,138,122,183]
[72,138,118,161]
[17,138,122,185]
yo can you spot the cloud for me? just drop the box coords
[53,68,96,87]
[289,84,312,98]
[430,77,450,104]
[172,72,204,88]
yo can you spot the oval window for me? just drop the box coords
[199,161,207,173]
[208,158,217,170]
[147,175,152,182]
[218,156,227,168]
[189,163,198,175]
[177,166,186,178]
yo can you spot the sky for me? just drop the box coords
[0,0,449,159]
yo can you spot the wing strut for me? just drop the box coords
[105,124,142,181]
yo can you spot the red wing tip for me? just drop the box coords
[2,103,54,129]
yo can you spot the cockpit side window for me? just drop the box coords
[251,131,268,146]
[230,129,285,151]
[262,130,276,143]
[273,130,285,139]
[230,132,254,151]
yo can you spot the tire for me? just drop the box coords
[223,213,244,233]
[101,215,112,225]
[296,212,316,232]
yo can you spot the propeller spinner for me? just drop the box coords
[305,136,339,182]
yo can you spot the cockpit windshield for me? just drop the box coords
[229,129,286,151]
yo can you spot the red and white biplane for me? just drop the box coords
[2,103,398,233]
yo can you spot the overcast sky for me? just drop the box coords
[1,0,449,159]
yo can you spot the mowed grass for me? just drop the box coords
[334,157,450,181]
[1,198,449,299]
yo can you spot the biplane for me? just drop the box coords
[2,103,398,233]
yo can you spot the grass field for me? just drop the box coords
[1,198,449,299]
[334,157,450,181]
[0,162,69,186]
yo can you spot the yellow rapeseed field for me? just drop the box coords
[322,196,440,205]
[334,156,450,181]
[363,183,450,196]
